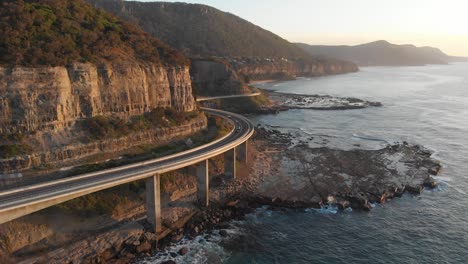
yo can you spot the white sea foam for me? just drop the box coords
[305,204,339,214]
[352,133,388,143]
[139,233,231,264]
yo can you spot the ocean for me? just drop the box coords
[144,63,468,263]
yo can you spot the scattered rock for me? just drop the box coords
[423,176,438,188]
[219,230,228,237]
[178,247,189,256]
[170,234,184,243]
[267,91,383,110]
[406,184,424,194]
[136,241,151,253]
[226,200,239,207]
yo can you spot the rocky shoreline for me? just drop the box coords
[109,126,440,263]
[266,90,383,110]
[251,126,441,210]
[13,125,442,263]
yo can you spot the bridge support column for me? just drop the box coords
[224,148,236,180]
[146,174,162,233]
[237,141,248,163]
[196,160,210,207]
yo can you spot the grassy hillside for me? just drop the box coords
[0,0,187,66]
[297,40,449,66]
[88,0,312,59]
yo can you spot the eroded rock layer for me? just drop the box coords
[0,63,195,134]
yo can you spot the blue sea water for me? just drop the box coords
[146,63,468,263]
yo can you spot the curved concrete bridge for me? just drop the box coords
[0,108,254,232]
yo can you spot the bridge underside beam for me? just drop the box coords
[145,174,162,233]
[224,148,236,180]
[195,160,210,207]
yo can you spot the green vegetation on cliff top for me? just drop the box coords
[87,0,313,59]
[0,0,187,66]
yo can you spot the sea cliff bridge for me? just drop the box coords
[0,107,254,233]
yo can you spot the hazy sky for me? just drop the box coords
[136,0,468,56]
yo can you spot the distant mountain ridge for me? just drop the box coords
[87,0,311,59]
[297,40,452,66]
[87,0,358,94]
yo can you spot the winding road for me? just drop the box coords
[0,107,255,224]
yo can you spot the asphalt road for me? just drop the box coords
[196,92,261,102]
[0,108,254,217]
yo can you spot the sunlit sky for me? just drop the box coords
[136,0,468,56]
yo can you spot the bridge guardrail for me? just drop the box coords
[0,108,238,197]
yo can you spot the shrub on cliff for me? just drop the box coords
[0,0,187,66]
[0,144,33,159]
[80,108,202,141]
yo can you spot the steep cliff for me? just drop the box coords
[0,0,201,172]
[0,63,195,134]
[232,59,359,81]
[190,59,250,96]
[87,0,359,95]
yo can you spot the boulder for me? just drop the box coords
[135,241,151,253]
[423,176,438,188]
[171,234,184,243]
[219,230,228,237]
[178,247,189,256]
[406,184,424,194]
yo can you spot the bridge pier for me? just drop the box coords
[195,160,210,207]
[224,148,236,180]
[237,141,248,163]
[145,174,162,233]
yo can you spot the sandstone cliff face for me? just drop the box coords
[0,63,195,134]
[232,60,359,81]
[190,59,250,96]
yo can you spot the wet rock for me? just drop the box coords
[348,193,369,210]
[336,199,350,210]
[218,222,230,229]
[380,190,395,203]
[223,210,232,218]
[394,187,405,197]
[423,176,438,188]
[428,166,440,175]
[178,247,189,256]
[170,252,177,258]
[161,260,176,264]
[406,184,424,194]
[219,230,228,237]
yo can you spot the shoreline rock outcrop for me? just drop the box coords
[232,59,359,81]
[252,127,442,210]
[267,91,383,110]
